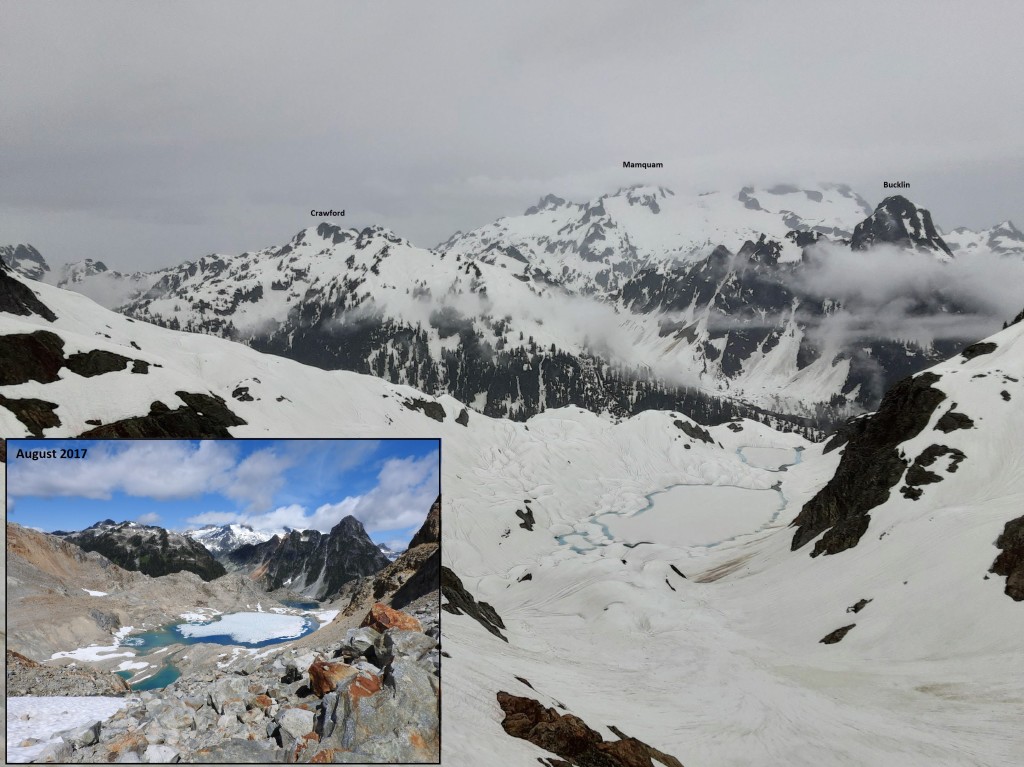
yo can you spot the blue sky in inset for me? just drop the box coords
[6,439,439,550]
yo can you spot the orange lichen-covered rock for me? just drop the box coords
[359,602,422,633]
[308,657,358,697]
[344,671,382,703]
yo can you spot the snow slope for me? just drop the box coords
[2,263,1022,765]
[6,696,129,763]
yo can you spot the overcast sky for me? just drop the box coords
[2,1,1022,271]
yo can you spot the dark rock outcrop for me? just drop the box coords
[820,624,856,644]
[990,515,1024,601]
[441,566,507,642]
[78,391,246,438]
[0,256,57,320]
[900,444,966,500]
[515,506,536,531]
[65,349,134,377]
[674,419,713,444]
[0,330,65,385]
[791,372,947,555]
[0,393,61,436]
[961,341,997,360]
[406,496,440,548]
[850,196,952,256]
[934,408,974,433]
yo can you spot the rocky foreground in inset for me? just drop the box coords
[27,601,439,764]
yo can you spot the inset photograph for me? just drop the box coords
[5,438,440,764]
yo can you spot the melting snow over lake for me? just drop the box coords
[7,696,128,763]
[600,484,783,549]
[176,611,310,643]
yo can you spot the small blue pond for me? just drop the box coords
[280,598,321,610]
[116,663,181,691]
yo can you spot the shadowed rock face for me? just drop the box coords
[78,391,246,438]
[390,548,440,611]
[62,520,227,582]
[0,330,66,385]
[227,516,389,600]
[0,258,56,320]
[850,195,952,255]
[991,515,1024,601]
[0,393,61,436]
[496,692,685,767]
[820,624,856,644]
[440,566,507,642]
[407,496,440,549]
[791,372,947,556]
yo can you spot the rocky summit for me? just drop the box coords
[224,515,390,600]
[53,602,439,764]
[60,520,227,582]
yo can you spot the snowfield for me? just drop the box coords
[176,612,310,643]
[2,266,1023,765]
[6,696,129,763]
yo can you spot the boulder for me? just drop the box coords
[156,704,195,731]
[316,660,436,762]
[210,676,250,713]
[360,602,422,633]
[190,738,285,763]
[142,744,181,763]
[377,629,437,667]
[36,741,73,763]
[344,626,380,655]
[276,706,316,742]
[283,651,320,683]
[308,657,358,696]
[58,719,102,748]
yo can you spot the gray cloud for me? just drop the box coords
[1,1,1022,271]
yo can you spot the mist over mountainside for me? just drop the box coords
[4,184,1021,433]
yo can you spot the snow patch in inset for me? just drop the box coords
[6,696,128,763]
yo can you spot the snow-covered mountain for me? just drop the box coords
[2,257,1023,764]
[943,219,1024,257]
[184,523,277,556]
[4,185,1018,432]
[0,244,50,282]
[439,183,876,294]
[377,542,402,561]
[108,220,803,430]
